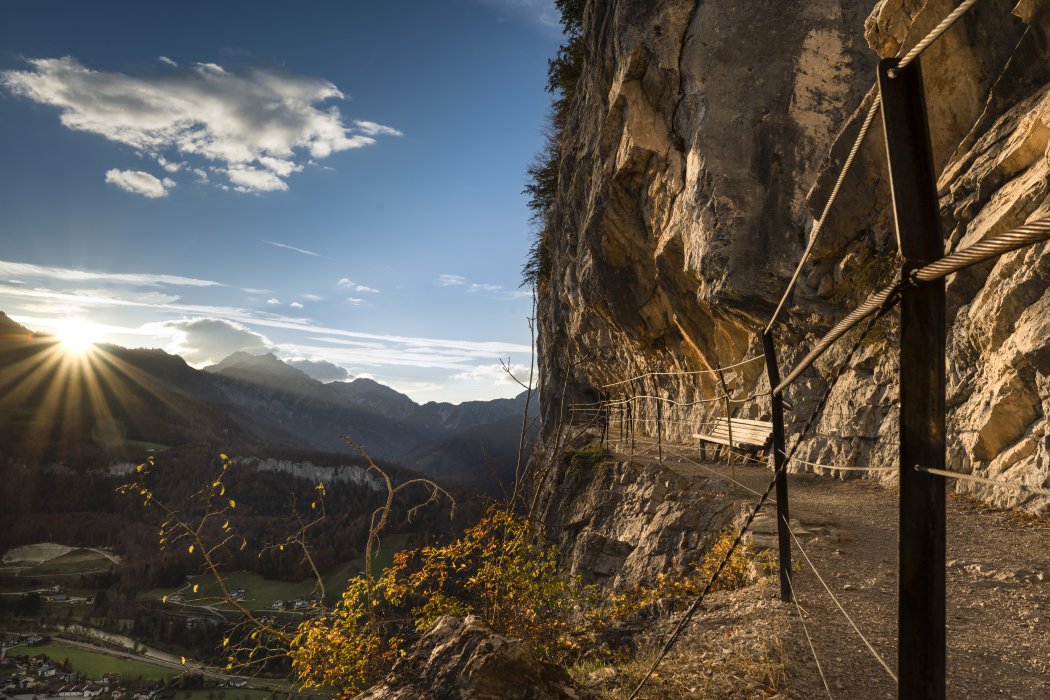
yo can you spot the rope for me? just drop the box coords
[893,0,982,74]
[785,452,896,474]
[783,571,834,699]
[783,517,898,682]
[915,465,1050,497]
[600,354,765,389]
[602,391,770,408]
[766,94,882,333]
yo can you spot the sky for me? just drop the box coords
[0,0,560,403]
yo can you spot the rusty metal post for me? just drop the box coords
[880,55,945,700]
[763,331,792,603]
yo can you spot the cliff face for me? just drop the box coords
[538,0,1050,512]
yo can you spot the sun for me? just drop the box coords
[53,320,99,355]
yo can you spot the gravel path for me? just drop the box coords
[612,438,1050,698]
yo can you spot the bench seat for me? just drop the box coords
[694,417,774,451]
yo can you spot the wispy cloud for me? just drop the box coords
[337,278,379,293]
[346,297,365,306]
[263,240,321,257]
[437,274,466,286]
[1,57,402,193]
[0,259,220,287]
[266,297,281,305]
[289,301,304,309]
[451,362,532,385]
[438,273,532,301]
[301,293,323,301]
[105,169,175,198]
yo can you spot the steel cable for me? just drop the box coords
[783,517,898,682]
[894,0,982,74]
[915,465,1050,497]
[766,94,882,333]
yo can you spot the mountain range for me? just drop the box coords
[0,312,532,494]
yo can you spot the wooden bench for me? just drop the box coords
[694,417,774,458]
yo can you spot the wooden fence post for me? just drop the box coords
[879,55,946,700]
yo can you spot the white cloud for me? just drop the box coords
[156,155,182,173]
[353,120,403,137]
[451,362,532,385]
[438,274,466,286]
[1,57,401,193]
[258,156,303,177]
[266,297,281,305]
[159,317,271,365]
[104,169,173,198]
[337,278,379,293]
[0,259,219,287]
[286,358,351,382]
[346,297,365,306]
[467,282,502,293]
[158,56,178,67]
[301,293,323,301]
[228,165,288,192]
[263,240,321,256]
[289,301,303,309]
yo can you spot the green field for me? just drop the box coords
[178,690,285,700]
[142,533,410,609]
[7,641,174,680]
[20,548,115,577]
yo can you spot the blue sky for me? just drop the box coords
[0,0,560,402]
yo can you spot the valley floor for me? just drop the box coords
[596,437,1050,699]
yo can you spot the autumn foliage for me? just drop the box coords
[290,505,602,695]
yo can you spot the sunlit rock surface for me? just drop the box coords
[538,0,1050,513]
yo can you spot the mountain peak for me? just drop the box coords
[0,311,35,338]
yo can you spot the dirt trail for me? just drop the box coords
[614,438,1050,699]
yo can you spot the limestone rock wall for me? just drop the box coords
[538,0,1050,513]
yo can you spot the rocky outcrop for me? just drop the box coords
[538,0,1050,513]
[538,451,733,590]
[357,616,591,700]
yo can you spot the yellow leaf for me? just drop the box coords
[279,545,284,551]
[193,584,199,593]
[188,545,194,554]
[311,501,317,510]
[220,485,225,496]
[220,453,229,461]
[222,637,229,647]
[229,499,236,509]
[222,520,229,530]
[162,595,168,604]
[180,656,186,665]
[136,464,143,472]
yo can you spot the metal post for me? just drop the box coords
[879,56,946,700]
[628,398,635,462]
[716,367,736,482]
[600,393,608,448]
[656,397,663,465]
[762,332,792,603]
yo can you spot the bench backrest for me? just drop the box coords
[699,417,773,449]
